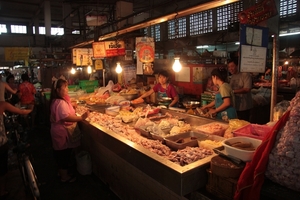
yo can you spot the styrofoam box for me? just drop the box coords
[222,137,262,162]
[193,122,229,136]
[233,124,272,140]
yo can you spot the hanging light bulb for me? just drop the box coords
[172,57,182,72]
[116,62,122,74]
[87,65,92,74]
[71,67,76,74]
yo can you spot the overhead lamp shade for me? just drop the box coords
[116,62,122,74]
[172,57,182,72]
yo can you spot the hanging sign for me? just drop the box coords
[238,0,278,25]
[135,37,155,75]
[4,47,29,62]
[138,45,155,63]
[239,24,268,73]
[75,48,93,66]
[136,37,155,63]
[94,59,103,70]
[92,41,125,58]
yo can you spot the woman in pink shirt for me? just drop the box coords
[49,78,89,183]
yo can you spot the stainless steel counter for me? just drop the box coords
[79,108,226,200]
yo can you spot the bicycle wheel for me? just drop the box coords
[17,155,29,190]
[24,155,40,200]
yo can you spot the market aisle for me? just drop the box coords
[5,123,121,200]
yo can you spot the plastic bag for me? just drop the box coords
[96,80,114,95]
[273,100,290,122]
[105,95,126,105]
[105,80,115,93]
[76,151,92,175]
[134,117,150,129]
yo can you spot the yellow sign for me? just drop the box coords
[4,47,29,61]
[95,60,103,70]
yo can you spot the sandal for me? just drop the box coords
[61,175,76,183]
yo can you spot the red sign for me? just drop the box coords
[238,0,278,25]
[138,45,154,63]
[93,41,125,58]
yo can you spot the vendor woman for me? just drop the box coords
[134,70,179,107]
[200,68,237,120]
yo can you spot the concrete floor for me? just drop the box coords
[5,123,121,200]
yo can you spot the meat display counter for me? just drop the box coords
[79,108,226,200]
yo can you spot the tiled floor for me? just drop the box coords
[5,123,120,200]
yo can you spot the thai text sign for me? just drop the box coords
[4,47,29,61]
[238,0,278,25]
[73,48,93,66]
[93,41,125,58]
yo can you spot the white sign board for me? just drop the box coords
[240,45,267,73]
[175,67,190,82]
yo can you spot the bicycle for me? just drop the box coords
[4,112,41,200]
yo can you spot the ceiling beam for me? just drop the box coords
[0,0,39,6]
[69,0,240,49]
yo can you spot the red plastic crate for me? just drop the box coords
[233,124,273,140]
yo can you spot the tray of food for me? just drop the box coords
[164,131,202,150]
[138,126,152,139]
[193,122,229,137]
[149,131,166,142]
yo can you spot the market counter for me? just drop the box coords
[79,109,221,200]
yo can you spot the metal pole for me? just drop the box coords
[102,69,106,87]
[270,34,279,121]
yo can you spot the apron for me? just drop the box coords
[157,84,178,107]
[157,90,169,107]
[215,93,237,120]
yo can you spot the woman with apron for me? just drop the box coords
[200,68,237,121]
[133,70,179,107]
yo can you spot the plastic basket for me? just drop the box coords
[81,85,96,93]
[79,80,98,87]
[206,169,237,200]
[68,85,78,91]
[44,92,51,100]
[233,124,273,140]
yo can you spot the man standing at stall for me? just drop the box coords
[228,59,253,122]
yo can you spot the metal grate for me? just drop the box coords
[190,10,213,36]
[280,0,298,18]
[150,25,161,42]
[168,17,187,39]
[216,1,243,31]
